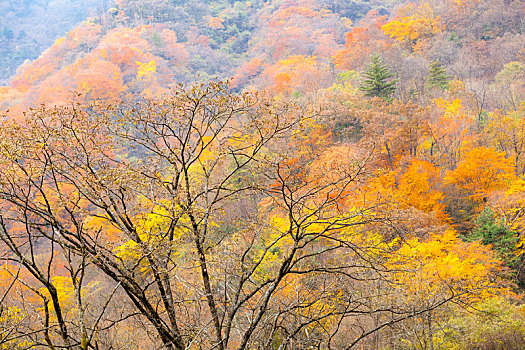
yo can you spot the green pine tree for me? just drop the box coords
[467,207,519,267]
[359,54,398,99]
[426,60,451,90]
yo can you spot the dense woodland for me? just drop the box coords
[0,0,112,84]
[0,0,524,349]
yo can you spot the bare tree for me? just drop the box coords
[0,81,485,349]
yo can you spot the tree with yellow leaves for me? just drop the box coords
[484,107,525,175]
[0,80,501,349]
[382,3,443,52]
[387,229,508,350]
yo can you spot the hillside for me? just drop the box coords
[0,0,522,111]
[0,0,524,349]
[0,0,111,84]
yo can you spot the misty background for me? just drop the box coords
[0,0,113,84]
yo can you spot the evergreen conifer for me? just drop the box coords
[426,60,451,90]
[359,54,398,98]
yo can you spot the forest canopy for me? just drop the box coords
[0,0,524,349]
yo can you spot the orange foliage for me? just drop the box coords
[73,58,127,102]
[10,22,102,94]
[269,5,318,27]
[3,21,190,108]
[209,16,225,29]
[398,159,446,218]
[66,21,102,50]
[97,27,152,71]
[256,0,341,61]
[367,158,447,221]
[11,37,67,91]
[231,56,265,87]
[33,56,126,105]
[0,87,23,112]
[333,13,389,70]
[261,55,329,94]
[445,146,514,200]
[159,29,189,66]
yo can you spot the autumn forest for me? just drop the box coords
[0,0,524,349]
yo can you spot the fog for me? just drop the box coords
[0,0,113,83]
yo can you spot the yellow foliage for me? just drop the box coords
[324,70,360,96]
[389,229,506,300]
[491,177,525,253]
[382,3,443,50]
[275,275,339,331]
[0,307,32,349]
[429,97,475,166]
[484,108,525,174]
[136,60,157,79]
[0,307,25,324]
[251,214,295,281]
[38,275,94,317]
[83,214,123,244]
[435,97,463,116]
[54,37,65,46]
[43,276,77,309]
[114,198,189,273]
